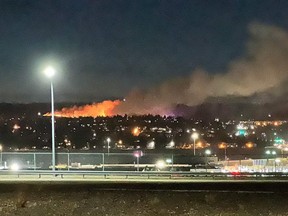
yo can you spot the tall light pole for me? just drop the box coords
[191,132,199,156]
[134,152,140,171]
[204,149,211,167]
[44,66,56,173]
[275,158,281,172]
[107,137,111,155]
[219,142,228,160]
[0,145,2,166]
[133,151,143,171]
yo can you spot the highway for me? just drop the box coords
[1,171,288,215]
[0,178,288,193]
[0,170,288,193]
[0,169,288,179]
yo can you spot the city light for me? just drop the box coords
[2,103,288,173]
[218,142,227,149]
[266,150,277,155]
[44,66,56,78]
[205,149,212,155]
[132,127,141,136]
[245,142,255,149]
[191,132,199,140]
[196,141,204,148]
[13,124,20,130]
[147,141,155,149]
[12,124,21,133]
[166,158,172,164]
[156,160,166,169]
[10,163,19,171]
[166,140,175,149]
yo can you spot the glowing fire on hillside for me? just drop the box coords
[44,100,121,118]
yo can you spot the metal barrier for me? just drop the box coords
[1,170,288,180]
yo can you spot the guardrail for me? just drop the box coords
[1,170,288,180]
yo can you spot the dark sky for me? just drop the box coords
[1,0,288,103]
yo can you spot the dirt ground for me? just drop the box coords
[0,184,288,216]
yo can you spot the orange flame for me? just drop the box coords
[44,100,121,118]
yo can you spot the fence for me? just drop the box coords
[0,152,217,171]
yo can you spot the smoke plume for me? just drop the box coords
[49,23,288,117]
[115,23,288,115]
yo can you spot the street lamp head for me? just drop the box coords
[107,138,111,142]
[166,158,172,163]
[44,66,56,78]
[205,149,211,155]
[191,132,199,140]
[0,145,2,151]
[156,160,166,169]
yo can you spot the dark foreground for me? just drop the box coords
[1,181,288,215]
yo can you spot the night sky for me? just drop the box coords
[1,0,288,103]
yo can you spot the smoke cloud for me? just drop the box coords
[115,22,288,115]
[49,23,288,118]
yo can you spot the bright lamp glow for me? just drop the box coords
[44,66,56,78]
[107,138,111,142]
[10,163,19,171]
[205,149,212,155]
[191,132,199,140]
[156,160,166,169]
[147,141,155,149]
[166,158,172,163]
